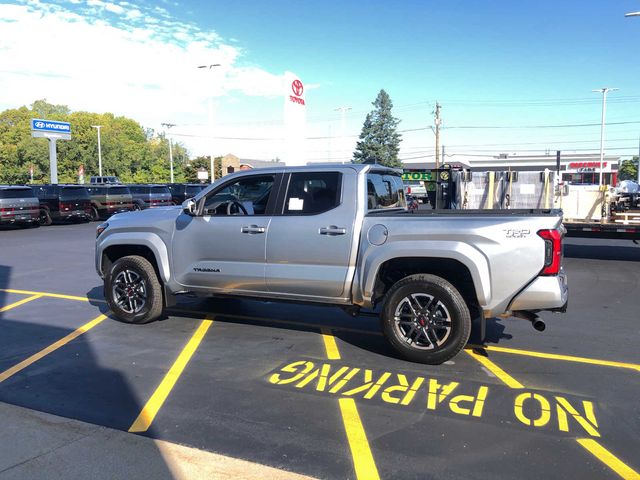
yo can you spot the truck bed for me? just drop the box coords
[368,208,562,217]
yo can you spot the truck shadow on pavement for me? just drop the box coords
[0,274,176,479]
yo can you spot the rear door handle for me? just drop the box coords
[319,226,347,236]
[241,225,266,234]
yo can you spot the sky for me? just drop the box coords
[1,0,640,166]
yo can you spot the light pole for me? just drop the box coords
[197,64,221,183]
[334,106,351,163]
[161,122,176,183]
[592,88,618,186]
[626,11,640,184]
[91,125,103,176]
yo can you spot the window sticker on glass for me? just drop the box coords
[288,197,304,210]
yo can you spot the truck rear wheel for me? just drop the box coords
[106,255,163,324]
[381,274,471,364]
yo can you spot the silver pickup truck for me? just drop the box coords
[95,164,567,364]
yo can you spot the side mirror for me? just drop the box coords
[182,198,197,216]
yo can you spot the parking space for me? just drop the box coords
[1,227,639,479]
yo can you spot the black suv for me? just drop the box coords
[86,185,134,220]
[166,183,206,205]
[128,184,172,210]
[31,184,92,225]
[0,185,40,228]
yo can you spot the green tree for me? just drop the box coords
[618,157,638,182]
[352,89,402,167]
[184,155,219,183]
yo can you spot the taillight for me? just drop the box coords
[0,207,14,214]
[537,229,562,275]
[407,186,412,194]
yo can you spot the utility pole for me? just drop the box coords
[434,102,441,170]
[161,123,176,183]
[91,125,103,176]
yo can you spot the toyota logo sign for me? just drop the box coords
[291,79,304,97]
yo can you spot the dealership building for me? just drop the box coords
[403,152,621,185]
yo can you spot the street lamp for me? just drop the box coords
[626,11,640,185]
[162,123,176,183]
[91,125,103,176]
[197,64,221,183]
[592,88,618,186]
[334,106,352,163]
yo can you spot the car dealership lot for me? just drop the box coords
[0,222,639,479]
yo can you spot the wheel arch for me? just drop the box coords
[99,234,170,284]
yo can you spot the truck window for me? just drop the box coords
[203,175,274,215]
[367,173,406,210]
[283,172,341,215]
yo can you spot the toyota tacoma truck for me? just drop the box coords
[95,164,567,364]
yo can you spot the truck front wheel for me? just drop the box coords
[381,274,471,364]
[105,255,163,324]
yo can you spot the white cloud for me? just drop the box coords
[0,1,290,157]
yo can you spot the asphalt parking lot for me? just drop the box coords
[0,221,639,479]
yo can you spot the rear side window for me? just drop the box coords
[60,187,90,200]
[150,186,170,194]
[129,186,144,194]
[0,188,33,199]
[284,172,341,215]
[107,186,130,195]
[367,173,406,210]
[185,185,203,196]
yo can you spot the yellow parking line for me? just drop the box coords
[0,294,43,313]
[477,345,640,373]
[320,329,380,480]
[576,439,640,480]
[465,349,525,389]
[466,347,639,479]
[129,319,213,433]
[0,314,107,384]
[321,328,341,360]
[0,288,105,303]
[338,398,381,480]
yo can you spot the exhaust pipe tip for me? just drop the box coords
[532,319,546,332]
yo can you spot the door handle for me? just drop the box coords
[241,225,266,234]
[319,226,347,236]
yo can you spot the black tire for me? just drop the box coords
[381,274,471,365]
[132,203,142,211]
[90,207,100,221]
[105,255,163,324]
[39,209,52,226]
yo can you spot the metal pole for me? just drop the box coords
[598,91,606,186]
[593,87,618,186]
[162,123,176,183]
[169,137,174,183]
[434,102,441,170]
[637,135,640,186]
[49,138,58,184]
[92,125,103,176]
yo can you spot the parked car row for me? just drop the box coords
[0,183,208,227]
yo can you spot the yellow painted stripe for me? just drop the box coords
[465,349,525,389]
[321,328,341,360]
[576,439,640,480]
[129,319,213,433]
[322,328,379,479]
[479,345,640,373]
[0,314,107,384]
[339,398,380,480]
[0,288,103,303]
[0,294,43,313]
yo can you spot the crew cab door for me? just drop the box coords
[265,170,358,298]
[172,173,280,292]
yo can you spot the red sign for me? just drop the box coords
[291,79,304,97]
[568,162,607,169]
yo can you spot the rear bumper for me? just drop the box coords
[0,212,39,224]
[508,269,568,312]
